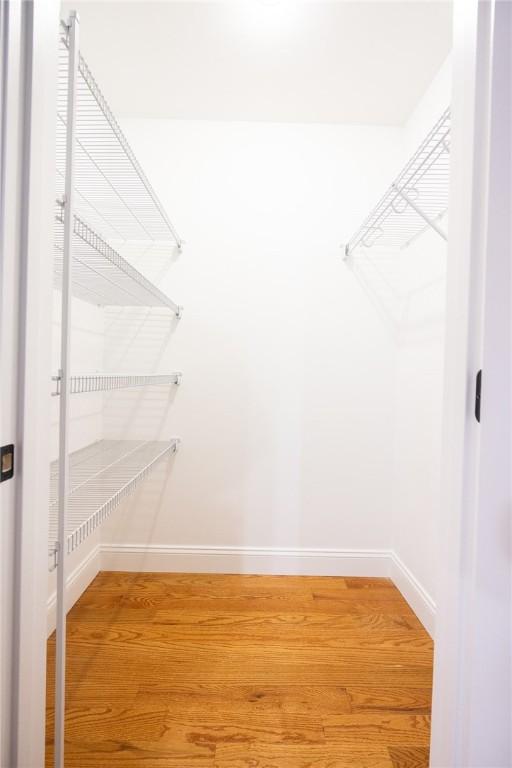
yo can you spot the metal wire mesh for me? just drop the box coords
[345,108,451,256]
[48,439,180,567]
[57,27,181,246]
[54,205,181,311]
[51,372,182,396]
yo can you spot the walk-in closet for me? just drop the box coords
[2,2,511,767]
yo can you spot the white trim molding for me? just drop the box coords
[389,551,436,637]
[47,544,101,637]
[100,543,390,578]
[101,543,436,636]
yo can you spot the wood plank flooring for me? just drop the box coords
[45,572,433,767]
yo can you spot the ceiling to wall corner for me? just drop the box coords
[62,1,452,125]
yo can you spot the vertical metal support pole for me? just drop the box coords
[54,12,78,768]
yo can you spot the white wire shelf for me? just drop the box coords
[51,372,182,396]
[57,25,182,247]
[48,439,180,568]
[344,107,451,258]
[54,205,182,313]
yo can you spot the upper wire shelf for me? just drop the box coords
[57,23,182,247]
[51,372,182,396]
[344,107,451,258]
[54,203,182,314]
[48,439,180,568]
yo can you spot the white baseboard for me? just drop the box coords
[102,544,436,636]
[100,543,390,578]
[389,551,436,637]
[46,543,436,638]
[46,543,101,637]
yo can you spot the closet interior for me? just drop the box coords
[47,2,453,765]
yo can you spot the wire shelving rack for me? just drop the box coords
[54,205,182,313]
[48,439,180,568]
[57,26,182,247]
[52,14,184,766]
[51,372,182,396]
[344,107,451,258]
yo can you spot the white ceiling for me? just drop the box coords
[64,1,452,125]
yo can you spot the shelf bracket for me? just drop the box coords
[391,184,447,242]
[52,369,63,397]
[50,542,60,572]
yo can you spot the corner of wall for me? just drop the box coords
[46,543,101,637]
[389,550,436,637]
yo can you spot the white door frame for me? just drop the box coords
[0,3,19,762]
[0,1,59,765]
[431,1,511,765]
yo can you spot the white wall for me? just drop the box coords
[390,57,451,612]
[101,120,402,562]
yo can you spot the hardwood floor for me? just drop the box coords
[45,572,433,767]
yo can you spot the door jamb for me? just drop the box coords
[5,1,59,765]
[431,1,511,765]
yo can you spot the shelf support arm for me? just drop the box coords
[392,183,448,242]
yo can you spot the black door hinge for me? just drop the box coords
[475,370,482,423]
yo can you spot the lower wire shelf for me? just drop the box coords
[48,438,180,570]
